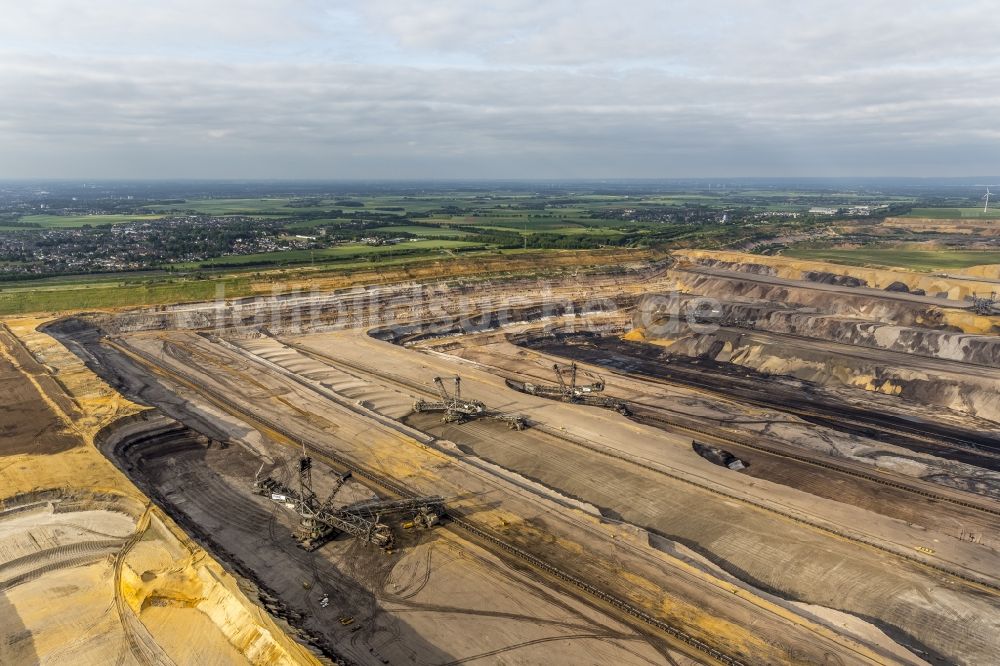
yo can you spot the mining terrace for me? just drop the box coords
[5,250,1000,664]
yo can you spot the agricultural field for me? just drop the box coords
[0,275,253,315]
[376,225,471,237]
[427,214,627,234]
[146,198,326,215]
[474,223,624,236]
[902,207,1000,219]
[175,239,481,269]
[0,247,613,315]
[15,213,166,228]
[283,217,351,230]
[782,247,1000,271]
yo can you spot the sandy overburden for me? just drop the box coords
[0,318,321,666]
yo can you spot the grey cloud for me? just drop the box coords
[1,1,999,177]
[356,0,1000,73]
[2,53,998,178]
[0,1,319,46]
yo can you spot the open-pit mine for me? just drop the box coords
[5,250,1000,665]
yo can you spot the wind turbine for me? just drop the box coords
[974,185,998,213]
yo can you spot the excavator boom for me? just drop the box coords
[433,376,451,403]
[317,471,352,513]
[552,363,567,392]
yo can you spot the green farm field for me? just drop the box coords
[0,247,572,315]
[902,208,1000,220]
[283,218,351,230]
[176,239,481,269]
[429,215,625,233]
[0,276,253,315]
[17,213,166,228]
[147,198,316,215]
[376,225,471,237]
[473,224,624,236]
[782,247,1000,271]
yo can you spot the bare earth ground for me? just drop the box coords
[100,413,680,666]
[0,319,322,666]
[100,325,943,664]
[284,328,1000,664]
[18,250,1000,665]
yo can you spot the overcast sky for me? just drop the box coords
[1,1,998,179]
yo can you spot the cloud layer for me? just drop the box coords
[2,1,998,178]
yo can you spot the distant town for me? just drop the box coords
[0,180,939,279]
